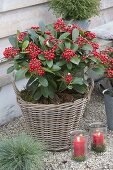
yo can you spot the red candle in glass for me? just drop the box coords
[93,130,104,146]
[73,134,86,157]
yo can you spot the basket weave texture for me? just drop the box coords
[13,80,94,151]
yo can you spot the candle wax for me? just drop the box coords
[73,135,86,157]
[93,130,104,146]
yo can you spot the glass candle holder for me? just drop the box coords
[70,130,88,162]
[89,122,107,153]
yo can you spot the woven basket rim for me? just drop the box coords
[13,79,94,107]
[16,91,88,107]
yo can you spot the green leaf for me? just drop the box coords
[59,81,67,91]
[56,60,66,66]
[92,38,97,42]
[41,87,49,98]
[58,43,64,51]
[28,29,38,40]
[59,32,70,40]
[71,44,78,52]
[9,35,18,48]
[14,55,21,60]
[34,87,42,100]
[38,21,46,33]
[48,85,55,99]
[38,54,45,61]
[65,41,71,48]
[47,23,57,37]
[38,77,48,87]
[90,56,98,63]
[7,66,14,74]
[22,40,29,49]
[39,36,45,46]
[72,28,79,41]
[67,63,72,70]
[68,85,73,89]
[20,61,29,67]
[15,68,28,80]
[14,62,20,70]
[92,67,105,75]
[82,44,93,53]
[25,71,31,78]
[26,76,37,88]
[43,67,55,74]
[79,30,84,36]
[17,30,21,36]
[70,57,80,65]
[46,60,53,68]
[52,65,61,71]
[48,79,57,89]
[20,51,29,54]
[75,84,87,94]
[72,77,83,85]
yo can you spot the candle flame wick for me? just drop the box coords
[98,132,100,136]
[79,134,83,137]
[96,129,99,132]
[77,136,80,142]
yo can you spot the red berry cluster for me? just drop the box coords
[110,59,113,65]
[106,68,113,78]
[82,56,87,61]
[44,50,55,60]
[29,58,41,71]
[105,47,113,53]
[45,30,56,43]
[18,32,27,41]
[77,37,88,47]
[44,39,49,46]
[62,48,76,61]
[3,47,19,58]
[84,31,96,40]
[99,54,109,64]
[65,24,79,34]
[45,30,51,35]
[54,18,66,32]
[90,42,99,50]
[29,58,45,76]
[26,42,42,58]
[37,69,45,76]
[65,73,72,84]
[91,51,100,58]
[31,26,39,30]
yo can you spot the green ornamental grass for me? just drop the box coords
[49,0,100,20]
[0,133,45,170]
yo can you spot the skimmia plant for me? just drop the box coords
[3,18,107,102]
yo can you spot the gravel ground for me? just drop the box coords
[0,87,113,170]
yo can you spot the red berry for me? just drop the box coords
[3,47,19,58]
[26,42,42,58]
[37,69,45,76]
[31,26,39,30]
[18,32,27,41]
[62,48,76,61]
[44,50,55,60]
[54,18,66,32]
[65,73,72,84]
[29,58,42,72]
[84,31,96,40]
[107,69,113,78]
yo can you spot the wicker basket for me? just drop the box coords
[12,79,94,151]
